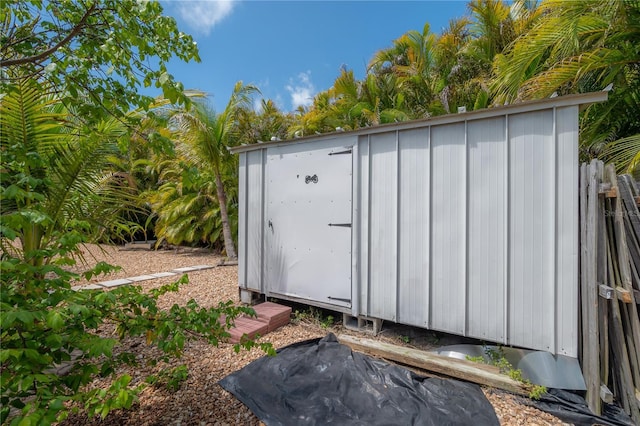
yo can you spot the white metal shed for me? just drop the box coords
[231,91,608,357]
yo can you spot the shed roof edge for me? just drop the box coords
[229,90,608,154]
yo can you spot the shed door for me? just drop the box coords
[266,145,352,308]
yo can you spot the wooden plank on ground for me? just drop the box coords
[337,334,529,396]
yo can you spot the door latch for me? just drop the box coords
[268,220,273,233]
[328,149,352,156]
[305,174,318,184]
[327,296,351,303]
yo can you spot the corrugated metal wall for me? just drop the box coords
[353,106,579,356]
[236,93,606,357]
[238,149,265,293]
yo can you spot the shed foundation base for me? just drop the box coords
[343,313,383,335]
[239,289,262,305]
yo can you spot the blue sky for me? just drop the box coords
[158,1,471,112]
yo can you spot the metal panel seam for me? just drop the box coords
[243,153,249,287]
[552,107,558,354]
[428,125,433,329]
[351,142,359,316]
[504,115,510,344]
[425,127,431,326]
[464,120,469,337]
[260,148,266,293]
[395,130,401,321]
[366,134,372,316]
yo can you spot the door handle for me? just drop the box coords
[268,220,274,233]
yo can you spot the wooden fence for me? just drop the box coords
[579,159,640,423]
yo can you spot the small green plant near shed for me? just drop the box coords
[399,335,411,344]
[466,346,547,400]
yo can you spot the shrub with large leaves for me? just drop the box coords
[0,81,272,425]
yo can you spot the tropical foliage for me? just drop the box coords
[0,76,273,425]
[0,2,270,425]
[2,0,638,423]
[149,83,259,257]
[492,0,640,175]
[0,0,199,118]
[0,79,140,262]
[290,0,637,175]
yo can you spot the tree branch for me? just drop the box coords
[0,3,97,68]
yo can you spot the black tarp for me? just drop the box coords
[525,388,635,426]
[219,333,500,426]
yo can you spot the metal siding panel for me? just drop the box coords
[358,136,370,316]
[238,153,247,288]
[509,110,555,352]
[351,143,360,316]
[246,150,264,291]
[398,128,430,327]
[467,117,507,342]
[369,132,397,320]
[555,106,579,357]
[430,123,466,334]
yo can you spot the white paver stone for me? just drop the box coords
[190,265,214,271]
[99,278,132,287]
[172,266,200,273]
[128,275,157,282]
[71,284,104,291]
[149,272,178,278]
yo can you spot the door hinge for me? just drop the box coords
[328,223,352,228]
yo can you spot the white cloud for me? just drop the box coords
[286,71,315,110]
[173,0,237,36]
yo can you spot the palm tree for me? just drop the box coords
[434,17,473,113]
[368,23,441,117]
[147,162,225,248]
[0,79,140,268]
[491,0,640,175]
[326,68,410,129]
[236,99,296,143]
[167,82,259,259]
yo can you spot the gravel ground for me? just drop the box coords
[59,244,570,426]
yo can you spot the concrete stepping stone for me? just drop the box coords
[149,272,177,278]
[189,265,214,271]
[172,266,201,273]
[71,284,104,291]
[99,278,132,287]
[128,274,157,282]
[172,265,214,273]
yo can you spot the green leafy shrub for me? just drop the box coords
[0,77,273,426]
[0,244,274,424]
